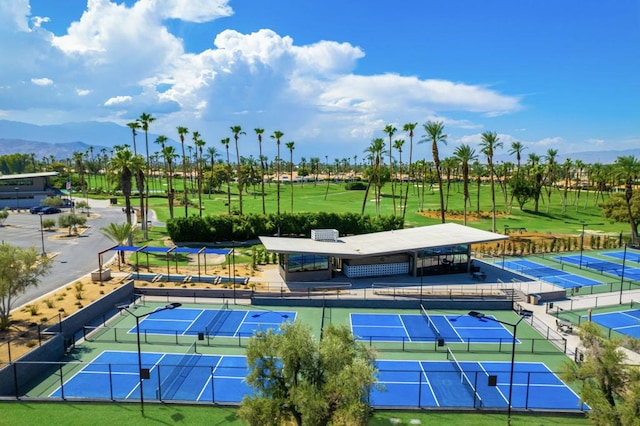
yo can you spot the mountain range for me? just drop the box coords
[0,119,636,164]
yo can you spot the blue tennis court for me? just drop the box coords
[50,350,250,402]
[350,313,517,344]
[588,309,640,339]
[603,249,640,263]
[501,259,601,288]
[372,359,585,410]
[50,350,584,410]
[556,254,640,280]
[131,307,296,338]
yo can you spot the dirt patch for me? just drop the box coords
[0,277,127,363]
[417,210,511,222]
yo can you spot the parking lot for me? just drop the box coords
[2,201,125,306]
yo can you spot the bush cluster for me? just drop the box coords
[167,212,404,242]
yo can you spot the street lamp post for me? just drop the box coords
[14,187,19,211]
[116,302,182,414]
[620,243,628,304]
[38,212,46,256]
[565,221,604,268]
[232,240,236,304]
[468,310,532,426]
[502,226,510,269]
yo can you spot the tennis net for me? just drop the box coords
[446,347,482,407]
[420,304,441,339]
[205,301,230,337]
[156,341,199,400]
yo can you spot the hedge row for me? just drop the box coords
[166,212,404,243]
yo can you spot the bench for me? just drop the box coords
[556,319,573,333]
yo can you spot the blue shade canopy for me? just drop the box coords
[110,245,230,255]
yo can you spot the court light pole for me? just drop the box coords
[116,302,182,415]
[38,212,46,256]
[232,240,236,304]
[620,243,628,304]
[564,221,604,268]
[468,310,532,426]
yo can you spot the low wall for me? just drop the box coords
[0,281,135,397]
[0,334,65,397]
[44,280,135,341]
[251,297,513,311]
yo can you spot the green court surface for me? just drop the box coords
[20,302,583,412]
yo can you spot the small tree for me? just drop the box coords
[41,196,65,207]
[562,321,640,426]
[0,207,8,226]
[0,243,52,330]
[75,200,91,216]
[239,322,378,426]
[42,218,56,230]
[58,214,86,235]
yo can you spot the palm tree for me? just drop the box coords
[132,154,146,231]
[616,155,640,244]
[421,121,447,223]
[509,141,526,174]
[231,126,246,215]
[108,148,136,228]
[137,113,155,240]
[127,121,141,156]
[383,124,397,214]
[162,145,178,219]
[193,133,205,216]
[471,161,485,215]
[270,131,284,220]
[205,146,220,199]
[221,137,232,214]
[254,128,267,214]
[100,222,138,264]
[361,138,386,216]
[286,141,295,212]
[393,138,405,218]
[73,151,86,203]
[176,126,190,216]
[480,131,503,232]
[402,122,418,221]
[453,145,477,225]
[543,148,558,214]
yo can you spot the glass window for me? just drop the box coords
[287,254,329,272]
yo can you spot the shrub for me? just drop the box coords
[345,182,367,190]
[43,299,54,308]
[28,305,39,316]
[74,282,84,300]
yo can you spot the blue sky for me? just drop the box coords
[2,0,638,162]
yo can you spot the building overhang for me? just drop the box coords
[259,223,507,258]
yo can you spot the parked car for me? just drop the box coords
[40,207,62,215]
[29,205,46,214]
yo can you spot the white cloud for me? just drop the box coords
[104,95,132,106]
[31,77,53,86]
[0,0,526,159]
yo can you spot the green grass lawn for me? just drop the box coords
[129,181,627,238]
[0,402,589,426]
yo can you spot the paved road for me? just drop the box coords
[2,201,126,307]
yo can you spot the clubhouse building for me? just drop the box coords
[259,223,508,282]
[0,172,59,210]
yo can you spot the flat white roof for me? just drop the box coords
[0,172,58,180]
[259,223,507,258]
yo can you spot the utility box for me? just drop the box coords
[311,229,339,242]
